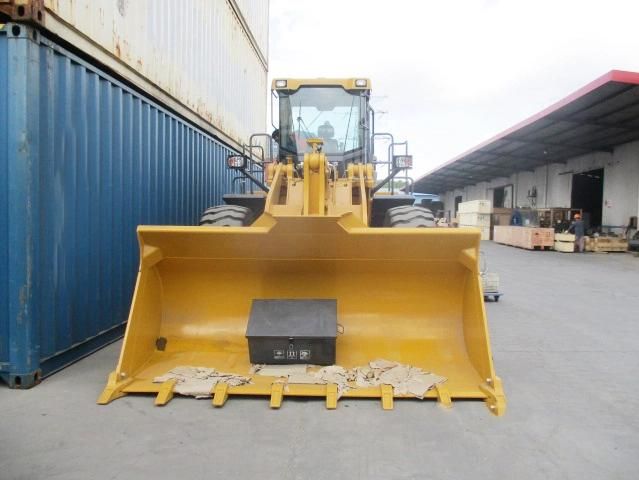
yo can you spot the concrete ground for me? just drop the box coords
[1,242,638,480]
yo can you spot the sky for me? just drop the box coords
[268,0,639,178]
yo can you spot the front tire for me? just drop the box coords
[198,205,254,226]
[384,205,436,228]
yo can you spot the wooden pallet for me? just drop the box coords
[554,233,575,252]
[554,241,575,253]
[555,233,575,242]
[585,237,628,252]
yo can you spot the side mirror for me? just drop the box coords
[227,154,247,169]
[393,155,413,170]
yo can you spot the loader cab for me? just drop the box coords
[272,78,371,171]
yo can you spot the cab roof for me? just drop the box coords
[271,78,371,91]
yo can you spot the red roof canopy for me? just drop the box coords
[414,70,639,193]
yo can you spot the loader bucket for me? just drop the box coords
[99,214,505,414]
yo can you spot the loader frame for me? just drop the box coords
[98,79,506,415]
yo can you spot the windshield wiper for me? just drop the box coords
[296,115,313,142]
[342,95,356,153]
[306,110,324,130]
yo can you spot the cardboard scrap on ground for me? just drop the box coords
[153,366,251,398]
[369,359,400,370]
[157,360,446,400]
[283,359,446,399]
[348,359,446,399]
[313,365,351,396]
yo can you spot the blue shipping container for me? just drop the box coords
[0,23,237,387]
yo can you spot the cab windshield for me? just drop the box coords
[278,86,366,163]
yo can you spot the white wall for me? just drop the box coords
[601,142,639,225]
[441,140,639,225]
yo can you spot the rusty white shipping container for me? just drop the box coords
[0,0,269,150]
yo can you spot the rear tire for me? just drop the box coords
[384,205,435,228]
[199,205,254,226]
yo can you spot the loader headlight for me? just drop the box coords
[393,155,413,169]
[227,154,247,169]
[355,79,367,87]
[274,79,287,88]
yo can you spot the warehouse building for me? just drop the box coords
[414,70,639,231]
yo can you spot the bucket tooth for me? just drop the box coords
[325,383,338,409]
[270,383,285,409]
[154,379,177,406]
[97,371,132,405]
[212,382,230,407]
[479,377,506,416]
[380,384,394,410]
[435,383,452,409]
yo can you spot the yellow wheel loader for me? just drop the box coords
[98,78,505,415]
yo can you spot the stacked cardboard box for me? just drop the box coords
[458,200,492,214]
[458,200,491,240]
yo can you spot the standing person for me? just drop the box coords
[568,213,586,252]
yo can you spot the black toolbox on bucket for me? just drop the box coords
[245,299,337,365]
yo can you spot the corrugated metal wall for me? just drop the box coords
[0,0,269,150]
[0,24,237,386]
[232,0,270,57]
[0,25,8,379]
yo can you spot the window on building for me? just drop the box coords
[454,195,463,216]
[493,185,513,208]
